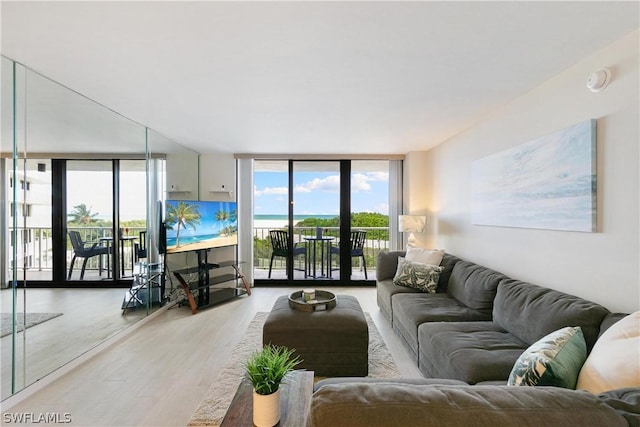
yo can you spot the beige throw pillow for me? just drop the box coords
[405,246,445,266]
[576,311,640,394]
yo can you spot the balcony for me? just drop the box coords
[9,225,391,283]
[253,226,388,281]
[8,226,145,282]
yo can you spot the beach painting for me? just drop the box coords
[165,200,238,253]
[471,119,596,232]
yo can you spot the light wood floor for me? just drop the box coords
[1,286,421,427]
[1,288,151,401]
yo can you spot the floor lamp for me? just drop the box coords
[399,215,426,247]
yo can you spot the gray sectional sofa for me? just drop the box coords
[376,250,613,384]
[304,251,640,427]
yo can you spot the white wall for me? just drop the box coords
[412,30,639,313]
[198,152,236,202]
[166,153,199,201]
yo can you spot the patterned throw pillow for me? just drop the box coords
[508,326,587,389]
[392,257,443,293]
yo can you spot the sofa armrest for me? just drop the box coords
[306,384,628,427]
[376,251,405,281]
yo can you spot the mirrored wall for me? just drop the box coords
[0,56,199,399]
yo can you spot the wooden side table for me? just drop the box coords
[221,370,314,426]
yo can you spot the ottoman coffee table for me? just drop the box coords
[263,294,369,376]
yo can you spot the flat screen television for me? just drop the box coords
[165,200,238,254]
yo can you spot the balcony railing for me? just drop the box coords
[10,225,391,280]
[9,226,145,276]
[253,226,389,277]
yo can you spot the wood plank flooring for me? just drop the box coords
[1,288,149,401]
[1,287,421,426]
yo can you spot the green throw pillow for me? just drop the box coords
[392,257,443,293]
[508,326,587,389]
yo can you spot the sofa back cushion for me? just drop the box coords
[376,251,406,282]
[446,261,506,312]
[493,279,610,351]
[436,253,460,293]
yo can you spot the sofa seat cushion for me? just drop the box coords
[306,383,628,427]
[418,321,528,384]
[376,278,421,322]
[392,294,491,360]
[377,252,461,323]
[493,279,610,351]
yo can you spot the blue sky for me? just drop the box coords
[66,168,390,221]
[67,170,146,221]
[254,171,389,216]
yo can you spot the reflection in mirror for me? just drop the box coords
[146,129,199,306]
[1,57,198,399]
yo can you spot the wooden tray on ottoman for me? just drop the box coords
[288,290,336,312]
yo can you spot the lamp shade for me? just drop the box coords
[398,215,426,233]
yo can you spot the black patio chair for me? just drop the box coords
[68,230,110,280]
[330,229,368,279]
[268,230,306,278]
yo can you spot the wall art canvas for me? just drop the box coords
[471,119,596,232]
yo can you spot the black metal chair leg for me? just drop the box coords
[68,256,77,279]
[80,258,90,280]
[268,254,276,278]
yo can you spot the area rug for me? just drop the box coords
[0,312,63,338]
[188,311,401,426]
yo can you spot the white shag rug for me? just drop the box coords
[188,311,401,426]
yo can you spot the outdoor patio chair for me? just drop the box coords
[330,230,368,279]
[68,230,110,280]
[268,230,306,278]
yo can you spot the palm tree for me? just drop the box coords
[166,202,202,247]
[215,209,230,235]
[68,204,99,225]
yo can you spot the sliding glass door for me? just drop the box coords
[65,161,115,282]
[252,159,390,285]
[292,161,341,281]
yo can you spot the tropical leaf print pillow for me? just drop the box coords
[392,257,443,293]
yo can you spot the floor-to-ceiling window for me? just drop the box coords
[251,158,393,285]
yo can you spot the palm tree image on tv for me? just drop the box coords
[165,200,238,253]
[166,201,202,248]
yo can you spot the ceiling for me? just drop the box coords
[1,1,638,156]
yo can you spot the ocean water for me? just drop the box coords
[254,214,337,228]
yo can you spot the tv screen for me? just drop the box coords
[165,200,238,254]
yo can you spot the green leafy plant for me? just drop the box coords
[244,344,302,395]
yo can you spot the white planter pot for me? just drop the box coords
[253,389,280,427]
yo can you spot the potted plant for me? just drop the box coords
[244,344,301,427]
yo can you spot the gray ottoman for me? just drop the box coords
[263,294,369,376]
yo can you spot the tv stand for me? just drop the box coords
[172,248,251,314]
